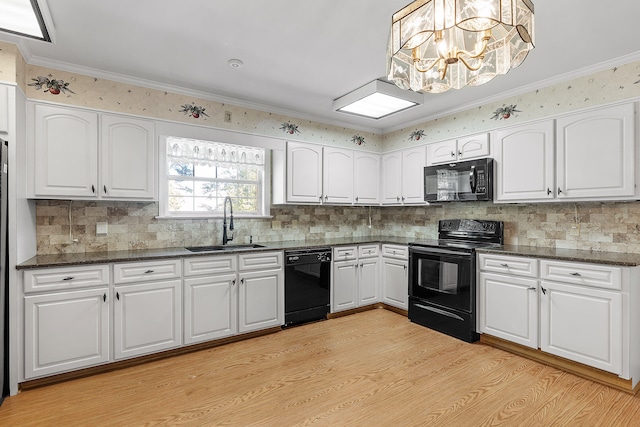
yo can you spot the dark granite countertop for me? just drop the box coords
[476,245,640,267]
[17,236,416,269]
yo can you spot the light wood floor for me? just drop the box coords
[2,309,640,426]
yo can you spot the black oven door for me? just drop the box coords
[408,246,473,313]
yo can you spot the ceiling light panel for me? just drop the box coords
[0,0,51,41]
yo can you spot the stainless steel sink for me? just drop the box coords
[185,244,266,252]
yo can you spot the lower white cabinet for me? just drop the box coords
[183,255,238,344]
[478,272,538,348]
[238,251,284,332]
[113,280,182,360]
[332,245,379,312]
[540,280,622,375]
[478,253,637,382]
[381,244,408,310]
[24,288,109,379]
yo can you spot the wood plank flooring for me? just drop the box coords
[2,309,640,426]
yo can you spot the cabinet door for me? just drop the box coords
[354,152,380,204]
[323,147,354,203]
[401,146,427,204]
[287,142,323,203]
[101,114,156,200]
[540,280,622,375]
[358,258,379,306]
[556,103,635,199]
[494,120,555,201]
[238,268,284,332]
[381,258,408,310]
[184,273,238,344]
[113,280,182,359]
[478,272,538,348]
[458,133,489,161]
[32,104,98,198]
[426,139,457,165]
[24,288,109,378]
[381,152,402,204]
[332,260,358,312]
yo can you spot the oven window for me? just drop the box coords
[411,255,472,312]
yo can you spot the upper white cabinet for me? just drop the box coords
[286,141,323,203]
[354,152,380,204]
[100,114,155,199]
[323,147,354,204]
[556,103,635,199]
[31,104,99,198]
[0,84,10,133]
[426,133,489,166]
[494,102,637,203]
[28,102,156,201]
[494,120,555,202]
[381,146,426,205]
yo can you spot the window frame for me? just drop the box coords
[156,122,277,220]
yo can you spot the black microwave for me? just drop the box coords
[424,158,494,202]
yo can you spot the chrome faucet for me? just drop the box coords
[222,196,234,245]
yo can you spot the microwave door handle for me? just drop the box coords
[469,165,477,193]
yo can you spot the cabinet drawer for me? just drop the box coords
[478,254,538,278]
[184,255,236,277]
[382,244,408,259]
[238,251,282,271]
[540,260,621,290]
[334,246,357,261]
[24,265,110,293]
[113,260,181,284]
[358,244,379,258]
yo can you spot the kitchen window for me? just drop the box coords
[159,136,268,218]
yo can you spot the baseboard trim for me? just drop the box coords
[479,334,639,394]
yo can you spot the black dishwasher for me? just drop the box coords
[284,248,332,327]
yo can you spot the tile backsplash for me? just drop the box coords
[35,200,640,255]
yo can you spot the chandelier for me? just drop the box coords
[387,0,535,94]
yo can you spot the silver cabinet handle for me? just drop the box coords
[324,195,328,201]
[116,292,120,300]
[319,196,322,202]
[91,185,95,193]
[558,187,563,195]
[232,279,236,286]
[450,151,455,158]
[527,287,536,291]
[396,196,400,202]
[355,196,359,202]
[403,264,407,270]
[458,151,462,157]
[547,188,552,195]
[541,287,547,295]
[240,278,245,284]
[144,270,154,274]
[500,263,509,267]
[103,293,107,302]
[62,276,74,281]
[103,185,107,194]
[401,196,405,202]
[570,272,581,276]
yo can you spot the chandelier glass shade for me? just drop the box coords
[387,0,535,94]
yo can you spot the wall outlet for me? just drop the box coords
[224,111,232,122]
[96,222,108,235]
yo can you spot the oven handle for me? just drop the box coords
[410,246,470,257]
[414,303,465,322]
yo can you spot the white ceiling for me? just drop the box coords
[3,0,640,134]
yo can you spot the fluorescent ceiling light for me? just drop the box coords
[0,0,51,41]
[334,80,422,119]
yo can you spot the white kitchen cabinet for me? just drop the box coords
[381,244,408,310]
[113,260,182,359]
[540,280,622,375]
[286,141,323,203]
[358,245,380,306]
[323,147,354,204]
[332,245,380,312]
[100,114,156,199]
[113,279,182,360]
[493,120,555,202]
[478,271,538,349]
[31,103,99,198]
[237,251,284,333]
[426,133,489,166]
[183,255,238,344]
[0,84,9,133]
[24,288,109,379]
[28,102,156,200]
[381,147,427,205]
[478,253,640,387]
[494,102,637,203]
[555,102,635,199]
[23,264,111,379]
[354,151,380,204]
